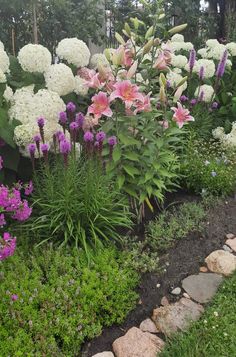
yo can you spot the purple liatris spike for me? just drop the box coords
[0,156,3,170]
[199,66,205,80]
[66,102,76,113]
[96,131,106,143]
[198,91,204,102]
[69,121,79,132]
[75,112,84,128]
[108,136,117,147]
[83,131,94,143]
[216,50,228,78]
[28,143,36,169]
[212,101,219,109]
[60,139,71,166]
[40,143,49,162]
[37,117,45,128]
[180,95,188,102]
[59,111,67,125]
[188,49,196,71]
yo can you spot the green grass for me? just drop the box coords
[160,272,236,357]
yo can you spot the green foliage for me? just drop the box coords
[103,111,183,213]
[146,201,206,252]
[181,138,236,196]
[27,158,132,254]
[0,245,138,356]
[160,272,236,356]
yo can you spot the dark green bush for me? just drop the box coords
[0,245,138,356]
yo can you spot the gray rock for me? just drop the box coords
[92,353,114,357]
[223,244,233,253]
[182,273,223,303]
[205,250,236,276]
[139,318,158,333]
[152,298,204,337]
[171,287,181,295]
[226,238,236,252]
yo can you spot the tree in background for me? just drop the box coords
[0,0,104,54]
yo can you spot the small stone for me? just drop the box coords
[182,273,223,303]
[138,299,142,305]
[140,318,158,333]
[226,238,236,252]
[225,233,235,240]
[199,266,208,273]
[112,327,165,357]
[171,287,181,295]
[92,353,114,357]
[205,250,236,276]
[152,298,204,337]
[156,283,161,288]
[161,296,169,306]
[183,293,190,299]
[223,244,233,253]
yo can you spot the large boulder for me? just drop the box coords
[205,250,236,276]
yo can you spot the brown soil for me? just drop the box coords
[81,194,236,357]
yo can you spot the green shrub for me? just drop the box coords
[27,158,132,254]
[0,245,138,356]
[181,138,236,196]
[146,202,206,252]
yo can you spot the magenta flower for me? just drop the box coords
[110,80,144,108]
[0,213,6,226]
[59,111,67,125]
[33,135,41,154]
[28,144,36,168]
[216,50,228,78]
[171,102,194,128]
[59,139,71,154]
[69,121,79,141]
[212,101,219,109]
[190,99,197,106]
[180,95,189,102]
[37,117,45,128]
[199,66,205,81]
[87,92,113,120]
[0,232,16,261]
[12,200,32,221]
[96,131,106,143]
[75,112,85,128]
[84,131,94,143]
[11,294,19,301]
[24,181,33,196]
[188,49,196,72]
[108,136,117,147]
[66,102,76,113]
[40,143,49,162]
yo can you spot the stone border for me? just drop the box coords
[92,233,236,357]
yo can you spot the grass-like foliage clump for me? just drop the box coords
[0,246,139,356]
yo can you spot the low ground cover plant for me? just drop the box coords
[161,272,236,357]
[0,245,138,356]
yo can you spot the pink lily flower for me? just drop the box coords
[78,68,103,89]
[134,93,152,114]
[110,80,144,107]
[87,92,113,120]
[153,50,172,70]
[171,102,194,128]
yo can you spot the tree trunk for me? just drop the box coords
[224,0,236,41]
[32,0,38,44]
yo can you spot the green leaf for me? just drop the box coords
[112,146,122,162]
[124,151,139,161]
[145,171,153,182]
[118,133,141,147]
[117,175,125,189]
[124,186,138,198]
[123,164,139,178]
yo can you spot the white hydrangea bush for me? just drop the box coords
[213,123,236,148]
[44,63,75,96]
[56,38,91,68]
[0,49,10,73]
[18,44,52,73]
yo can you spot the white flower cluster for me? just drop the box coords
[56,38,90,68]
[0,69,6,83]
[169,38,194,53]
[171,34,185,43]
[0,49,10,73]
[226,42,236,56]
[90,53,109,70]
[74,75,89,96]
[194,84,215,102]
[213,123,236,147]
[193,59,216,78]
[167,71,187,90]
[0,40,4,50]
[44,63,75,96]
[18,44,52,73]
[3,85,13,102]
[171,54,188,69]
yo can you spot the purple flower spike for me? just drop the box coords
[37,117,45,128]
[94,141,99,149]
[66,102,76,113]
[33,135,40,143]
[212,101,219,109]
[96,131,106,143]
[216,50,228,78]
[199,66,205,81]
[0,156,3,170]
[28,143,36,157]
[75,112,85,127]
[11,294,18,301]
[190,99,197,106]
[41,143,49,153]
[59,111,67,125]
[84,131,94,143]
[180,95,188,102]
[189,49,196,72]
[108,136,117,146]
[69,121,79,132]
[166,80,171,89]
[59,139,71,154]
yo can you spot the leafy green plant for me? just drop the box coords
[27,158,132,254]
[0,245,138,356]
[146,201,206,252]
[181,137,236,196]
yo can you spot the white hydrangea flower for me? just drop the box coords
[0,40,4,50]
[167,71,187,90]
[3,85,13,102]
[9,88,65,126]
[171,34,185,42]
[172,67,182,74]
[169,41,193,53]
[207,44,227,60]
[90,53,109,70]
[56,38,90,68]
[206,39,219,48]
[198,48,208,58]
[184,42,194,51]
[195,84,215,102]
[226,59,232,68]
[193,59,216,79]
[226,42,236,56]
[0,69,6,83]
[0,49,10,73]
[44,63,75,96]
[212,127,224,139]
[74,75,89,96]
[18,44,52,73]
[171,54,188,68]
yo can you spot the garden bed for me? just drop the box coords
[82,194,236,357]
